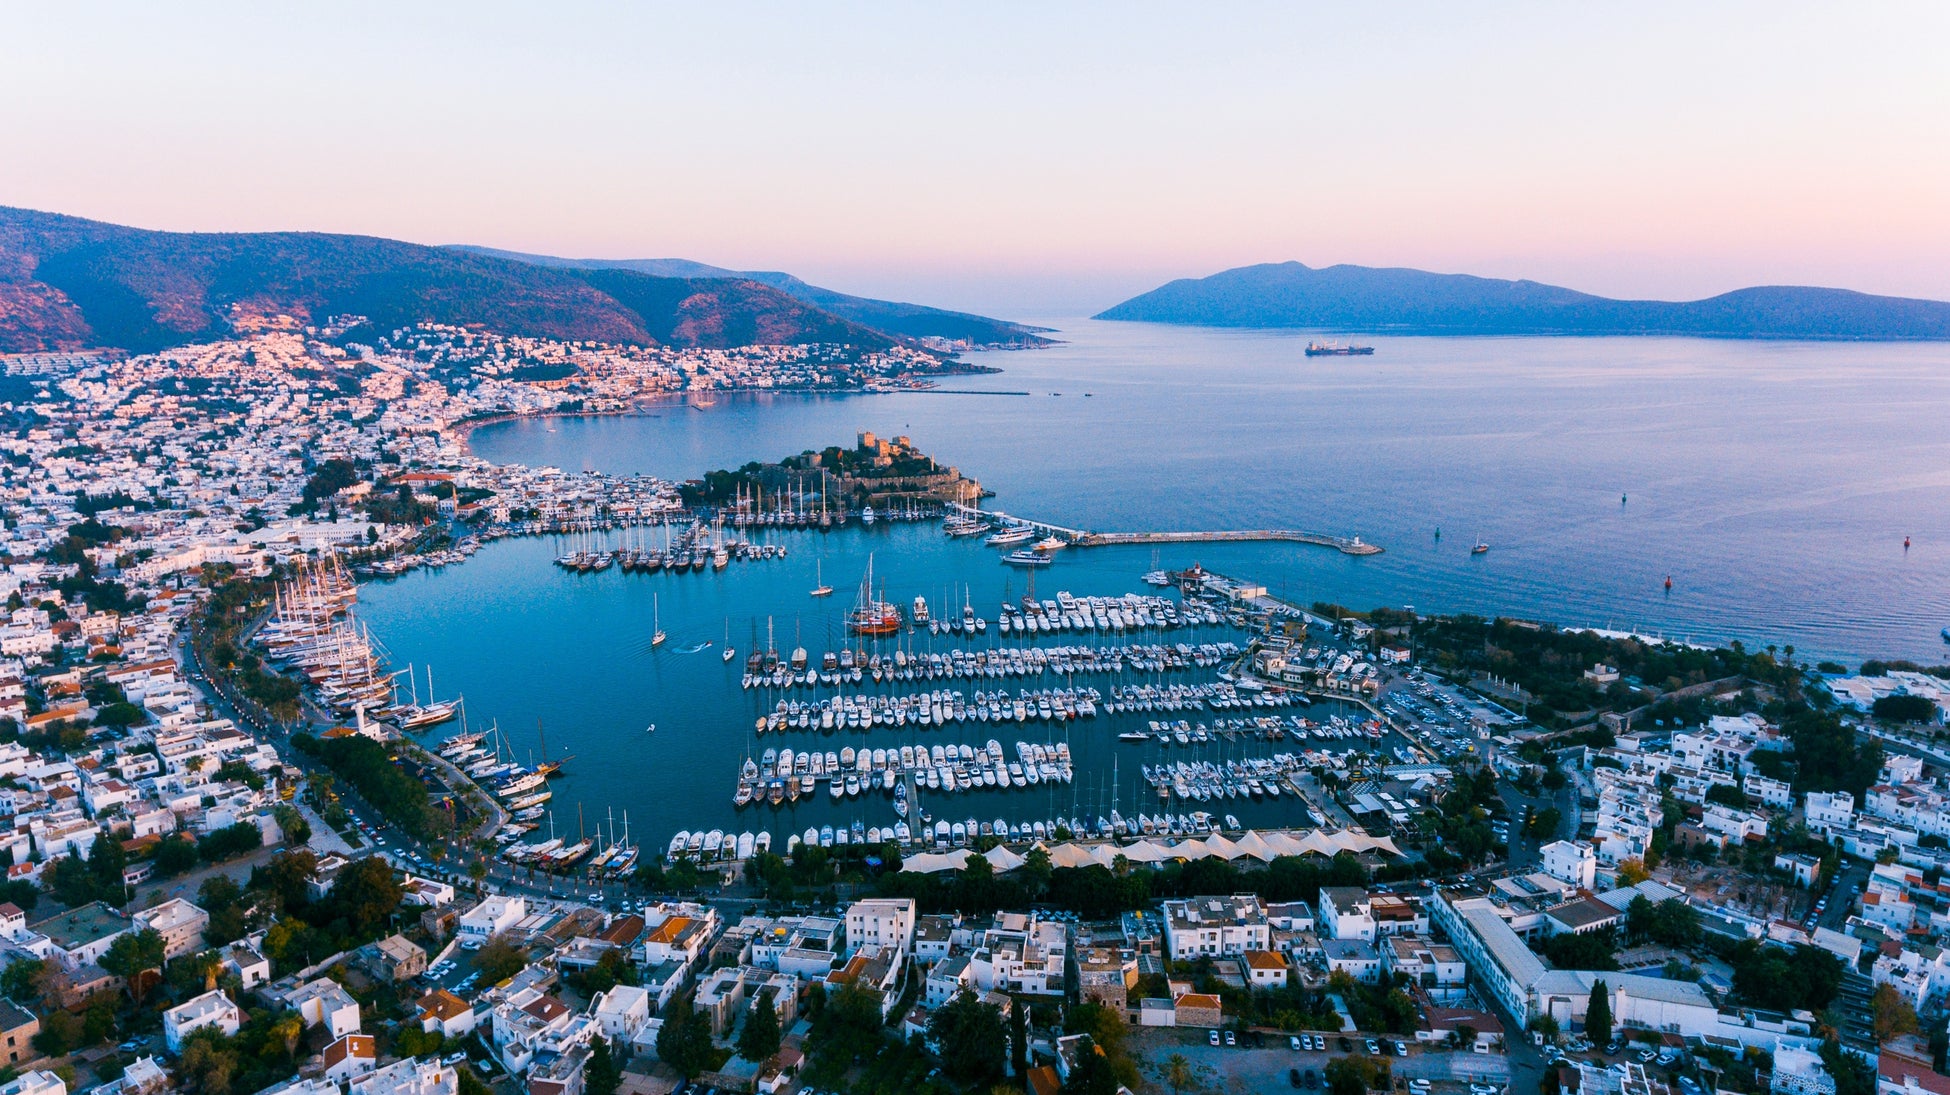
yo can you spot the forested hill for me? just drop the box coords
[0,206,900,354]
[456,245,1054,348]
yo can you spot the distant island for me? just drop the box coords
[1096,261,1950,341]
[0,206,1047,356]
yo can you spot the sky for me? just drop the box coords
[4,3,1949,318]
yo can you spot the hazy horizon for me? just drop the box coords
[5,3,1948,318]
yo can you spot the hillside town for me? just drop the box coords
[0,325,1945,1095]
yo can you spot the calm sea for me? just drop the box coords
[357,319,1950,853]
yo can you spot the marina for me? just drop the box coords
[359,517,1425,868]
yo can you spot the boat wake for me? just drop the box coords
[678,642,712,655]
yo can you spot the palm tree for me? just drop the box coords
[269,1013,304,1058]
[1165,1053,1192,1095]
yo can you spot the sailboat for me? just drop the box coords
[396,664,460,730]
[1471,539,1490,555]
[810,558,834,598]
[722,618,735,662]
[845,553,901,635]
[651,593,667,647]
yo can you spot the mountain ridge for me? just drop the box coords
[1095,261,1950,340]
[452,245,1053,347]
[0,207,909,355]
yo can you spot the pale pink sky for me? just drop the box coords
[3,3,1947,316]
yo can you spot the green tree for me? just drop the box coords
[1061,1039,1121,1095]
[1730,941,1843,1012]
[805,983,887,1083]
[252,849,319,913]
[1871,695,1937,723]
[176,1029,239,1095]
[1020,846,1053,902]
[738,992,782,1063]
[87,830,128,897]
[164,950,222,997]
[1164,1053,1193,1095]
[153,836,201,877]
[198,822,265,864]
[1542,928,1620,971]
[1704,783,1749,809]
[320,854,404,936]
[394,1025,444,1059]
[100,927,167,1002]
[1325,1056,1390,1095]
[33,1009,84,1057]
[1820,1041,1878,1095]
[1527,806,1563,838]
[199,876,250,947]
[1873,983,1921,1044]
[471,936,529,984]
[586,1036,622,1095]
[1,958,45,1006]
[272,805,311,845]
[1585,980,1612,1045]
[655,999,717,1080]
[1065,1002,1139,1090]
[928,991,1008,1090]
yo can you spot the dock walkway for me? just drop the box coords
[945,503,1382,556]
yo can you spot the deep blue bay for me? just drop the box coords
[356,319,1950,853]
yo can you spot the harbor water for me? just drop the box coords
[361,318,1950,855]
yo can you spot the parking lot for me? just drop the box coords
[1131,1028,1511,1093]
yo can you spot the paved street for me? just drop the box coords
[1131,1029,1510,1094]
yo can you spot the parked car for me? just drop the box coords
[1339,1037,1352,1052]
[1289,1069,1302,1089]
[1208,1030,1220,1046]
[1394,1041,1409,1057]
[1224,1030,1236,1047]
[1290,1036,1302,1051]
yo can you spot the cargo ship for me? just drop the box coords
[1305,341,1375,356]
